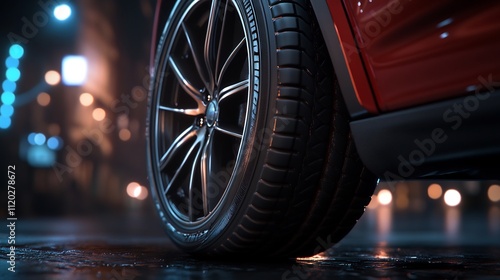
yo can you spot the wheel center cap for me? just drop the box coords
[206,100,219,127]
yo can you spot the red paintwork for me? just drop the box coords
[337,0,500,112]
[326,0,379,113]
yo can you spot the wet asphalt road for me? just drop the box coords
[2,243,500,279]
[1,208,499,279]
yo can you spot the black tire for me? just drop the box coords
[147,0,377,258]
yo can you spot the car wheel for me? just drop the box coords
[147,0,377,257]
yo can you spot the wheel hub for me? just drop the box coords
[205,100,219,128]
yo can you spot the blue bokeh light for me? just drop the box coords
[27,133,37,145]
[1,92,15,105]
[2,80,16,92]
[5,57,19,68]
[34,133,46,145]
[2,45,24,129]
[27,145,56,167]
[9,44,24,59]
[0,116,11,129]
[47,136,63,150]
[6,68,21,82]
[0,104,14,117]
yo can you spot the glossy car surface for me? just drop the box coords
[332,0,500,112]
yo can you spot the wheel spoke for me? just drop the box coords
[159,105,201,116]
[214,0,229,84]
[204,0,222,91]
[200,133,213,215]
[217,37,245,87]
[163,126,206,195]
[219,79,249,102]
[169,57,205,108]
[214,125,242,138]
[164,141,199,196]
[188,143,204,221]
[159,125,197,171]
[182,22,210,90]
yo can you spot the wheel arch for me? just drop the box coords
[310,0,378,119]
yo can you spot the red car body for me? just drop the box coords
[151,0,500,179]
[326,0,500,112]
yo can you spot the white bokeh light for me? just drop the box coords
[126,182,148,200]
[54,4,72,21]
[62,55,88,86]
[377,189,393,205]
[444,189,461,207]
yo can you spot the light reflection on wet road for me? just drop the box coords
[1,242,499,279]
[1,206,499,279]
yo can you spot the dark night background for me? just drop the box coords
[0,0,156,218]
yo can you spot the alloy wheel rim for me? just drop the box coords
[151,0,251,226]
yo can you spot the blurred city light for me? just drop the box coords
[135,186,148,200]
[427,183,443,199]
[45,70,61,86]
[5,57,19,68]
[126,182,140,196]
[62,55,88,86]
[27,133,37,145]
[9,44,24,59]
[47,136,63,150]
[92,108,106,121]
[54,4,72,21]
[1,91,15,105]
[488,185,500,202]
[126,182,149,200]
[79,92,94,106]
[137,187,148,200]
[119,128,131,141]
[444,189,461,207]
[34,133,47,145]
[6,68,21,82]
[378,189,393,205]
[37,92,51,106]
[27,145,56,167]
[0,115,11,129]
[0,104,14,117]
[2,80,16,92]
[1,44,24,130]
